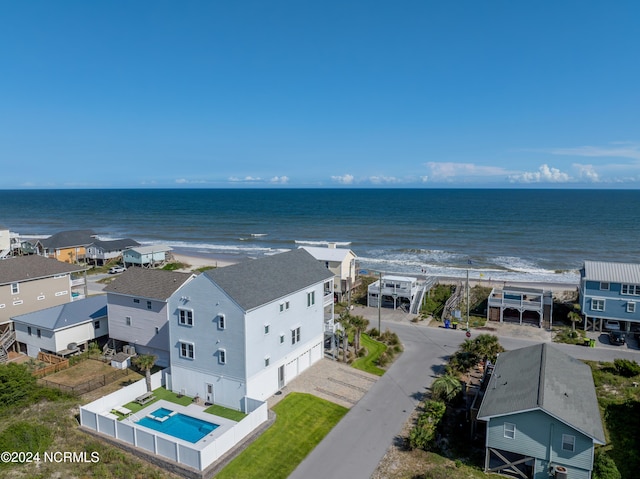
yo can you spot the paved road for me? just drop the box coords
[289,309,640,479]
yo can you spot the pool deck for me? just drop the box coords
[126,400,238,451]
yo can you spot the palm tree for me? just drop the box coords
[567,303,582,332]
[349,314,370,351]
[132,354,157,392]
[431,374,462,402]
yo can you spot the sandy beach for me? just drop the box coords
[171,251,578,299]
[171,252,239,271]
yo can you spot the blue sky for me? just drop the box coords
[2,1,639,189]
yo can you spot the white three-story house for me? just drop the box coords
[167,249,334,411]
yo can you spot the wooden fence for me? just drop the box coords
[32,352,70,378]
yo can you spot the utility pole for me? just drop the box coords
[466,267,470,331]
[378,271,382,333]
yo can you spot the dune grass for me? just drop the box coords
[352,333,387,376]
[216,393,347,479]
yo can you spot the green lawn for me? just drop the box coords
[352,333,387,376]
[216,393,348,479]
[203,403,247,421]
[117,387,247,423]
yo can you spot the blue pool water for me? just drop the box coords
[136,408,219,443]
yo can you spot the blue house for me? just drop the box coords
[579,260,640,332]
[477,343,605,479]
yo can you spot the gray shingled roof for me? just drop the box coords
[477,343,605,444]
[582,260,640,284]
[90,238,140,251]
[0,255,86,285]
[40,230,96,249]
[104,268,194,300]
[204,249,334,311]
[11,295,107,331]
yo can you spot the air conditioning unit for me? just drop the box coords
[553,464,568,479]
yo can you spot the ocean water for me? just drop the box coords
[2,188,639,284]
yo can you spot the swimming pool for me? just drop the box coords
[136,407,219,443]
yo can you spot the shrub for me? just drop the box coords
[0,363,38,409]
[613,358,640,378]
[0,422,53,457]
[593,450,621,479]
[409,400,446,451]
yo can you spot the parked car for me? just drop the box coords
[608,330,626,346]
[605,320,621,331]
[109,265,126,274]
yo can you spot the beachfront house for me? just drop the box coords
[300,244,358,303]
[476,343,605,479]
[37,229,96,263]
[487,286,554,329]
[85,238,140,266]
[167,249,334,411]
[0,225,10,258]
[12,295,108,358]
[0,255,88,329]
[105,268,196,367]
[123,245,172,268]
[580,260,640,333]
[367,274,421,312]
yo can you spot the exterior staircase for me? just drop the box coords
[0,329,17,364]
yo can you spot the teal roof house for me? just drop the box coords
[477,343,605,479]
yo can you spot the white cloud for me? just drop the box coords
[551,143,640,161]
[331,174,355,185]
[573,164,600,182]
[270,176,289,184]
[425,162,512,180]
[368,175,402,184]
[228,176,263,183]
[509,164,571,183]
[174,178,208,184]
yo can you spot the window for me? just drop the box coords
[218,314,225,329]
[147,300,152,310]
[504,422,516,439]
[265,356,270,367]
[55,291,67,297]
[622,284,640,295]
[291,327,301,345]
[37,295,45,301]
[11,283,18,294]
[125,316,132,326]
[279,301,290,312]
[562,434,575,452]
[218,348,226,364]
[628,302,636,313]
[307,291,315,307]
[600,282,610,290]
[264,324,270,335]
[13,300,23,306]
[592,299,605,311]
[27,327,32,336]
[134,299,140,304]
[37,329,41,338]
[179,342,194,359]
[155,327,159,335]
[179,309,193,326]
[280,334,285,344]
[94,321,100,329]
